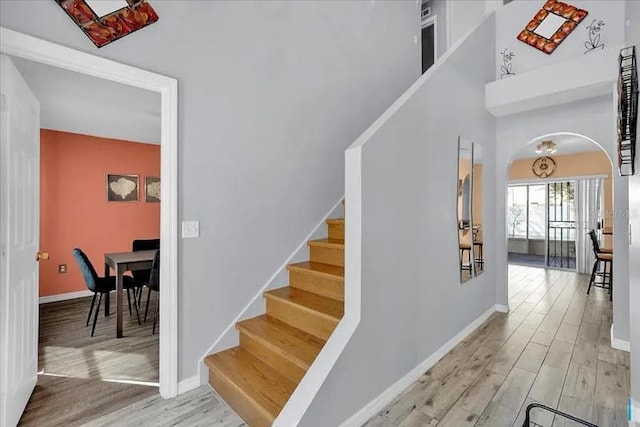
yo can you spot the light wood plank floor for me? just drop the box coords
[364,265,630,427]
[24,266,629,426]
[19,292,245,427]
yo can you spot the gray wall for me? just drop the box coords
[0,1,421,381]
[494,0,627,79]
[430,0,448,59]
[300,15,497,426]
[626,0,640,408]
[629,138,640,407]
[495,96,629,341]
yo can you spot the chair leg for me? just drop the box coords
[609,261,613,301]
[136,286,144,308]
[144,287,152,323]
[91,293,103,337]
[105,291,110,316]
[152,295,159,335]
[133,290,141,325]
[86,292,97,327]
[126,289,132,316]
[588,260,598,294]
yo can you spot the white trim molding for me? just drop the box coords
[39,290,93,304]
[629,398,640,425]
[199,196,346,386]
[611,325,631,352]
[339,305,498,427]
[177,375,200,395]
[0,27,180,399]
[445,0,452,49]
[274,146,363,426]
[508,174,610,186]
[494,304,509,313]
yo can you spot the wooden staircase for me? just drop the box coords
[205,218,345,426]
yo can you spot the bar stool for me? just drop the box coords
[474,241,484,270]
[587,230,613,301]
[459,244,473,273]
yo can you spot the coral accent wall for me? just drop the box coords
[39,129,160,297]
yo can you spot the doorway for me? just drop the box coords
[421,2,437,74]
[0,27,178,425]
[507,181,584,270]
[504,133,614,307]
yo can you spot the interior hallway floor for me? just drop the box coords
[364,265,629,427]
[23,266,629,426]
[18,293,245,427]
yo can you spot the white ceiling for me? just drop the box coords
[11,56,161,144]
[512,134,603,160]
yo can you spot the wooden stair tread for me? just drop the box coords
[237,315,325,369]
[264,287,344,320]
[287,261,344,279]
[207,215,346,425]
[204,347,296,420]
[326,218,344,225]
[308,238,344,248]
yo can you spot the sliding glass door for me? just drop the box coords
[507,184,547,267]
[547,181,576,270]
[547,181,576,269]
[507,181,576,270]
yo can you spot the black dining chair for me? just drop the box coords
[131,238,160,307]
[73,248,141,336]
[145,250,160,335]
[587,230,613,301]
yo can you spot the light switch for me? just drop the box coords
[182,221,200,239]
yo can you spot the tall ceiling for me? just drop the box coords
[10,55,161,144]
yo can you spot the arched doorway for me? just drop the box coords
[505,133,614,279]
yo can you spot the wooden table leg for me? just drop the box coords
[116,264,125,338]
[104,263,111,316]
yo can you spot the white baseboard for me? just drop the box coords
[177,375,201,395]
[339,305,498,427]
[630,398,640,425]
[494,304,509,313]
[611,325,631,352]
[39,289,93,304]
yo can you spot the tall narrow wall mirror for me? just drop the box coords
[457,137,484,283]
[473,143,484,276]
[458,138,474,283]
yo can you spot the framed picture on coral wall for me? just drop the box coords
[107,174,139,202]
[145,176,160,202]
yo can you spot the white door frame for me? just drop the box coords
[0,27,179,399]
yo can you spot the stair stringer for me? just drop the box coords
[197,197,345,387]
[273,147,362,426]
[276,12,500,424]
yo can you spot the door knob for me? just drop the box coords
[36,252,49,261]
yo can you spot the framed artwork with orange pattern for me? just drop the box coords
[517,0,587,55]
[54,0,159,48]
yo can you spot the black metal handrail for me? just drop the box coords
[523,403,598,427]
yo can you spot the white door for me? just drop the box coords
[0,54,40,427]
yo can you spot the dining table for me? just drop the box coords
[105,249,158,338]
